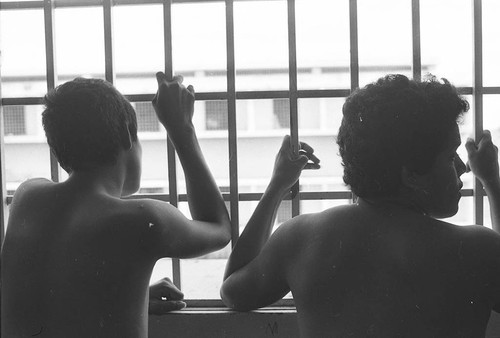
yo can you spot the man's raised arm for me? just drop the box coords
[466,130,500,232]
[147,72,231,257]
[221,136,319,310]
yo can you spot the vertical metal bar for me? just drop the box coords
[472,0,484,225]
[349,0,359,92]
[44,0,59,183]
[103,0,116,84]
[411,0,421,82]
[162,0,181,288]
[349,0,359,203]
[0,82,7,242]
[226,0,240,247]
[287,0,300,217]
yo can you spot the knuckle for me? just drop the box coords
[161,276,172,283]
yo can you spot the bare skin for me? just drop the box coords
[1,73,231,338]
[221,128,500,337]
[148,277,186,315]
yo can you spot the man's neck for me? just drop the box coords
[357,197,428,217]
[66,166,126,198]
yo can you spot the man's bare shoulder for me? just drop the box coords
[120,197,178,222]
[271,205,355,251]
[11,178,54,200]
[453,223,500,254]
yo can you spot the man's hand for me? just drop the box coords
[149,277,186,315]
[465,130,499,185]
[152,72,195,142]
[269,135,320,194]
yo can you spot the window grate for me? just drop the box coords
[135,102,160,132]
[273,98,290,129]
[3,106,26,136]
[0,0,495,304]
[205,101,228,131]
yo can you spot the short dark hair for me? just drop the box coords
[42,78,138,172]
[337,74,469,199]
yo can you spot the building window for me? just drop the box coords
[276,200,292,225]
[3,106,26,136]
[205,101,228,131]
[273,98,290,129]
[135,102,160,132]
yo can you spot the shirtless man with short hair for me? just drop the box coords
[221,75,500,337]
[1,72,231,337]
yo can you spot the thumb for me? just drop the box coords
[156,72,167,85]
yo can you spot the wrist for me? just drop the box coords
[167,124,196,146]
[480,175,500,189]
[267,179,292,198]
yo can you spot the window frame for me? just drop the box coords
[0,0,494,307]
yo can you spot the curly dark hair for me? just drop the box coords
[337,74,469,199]
[42,78,138,172]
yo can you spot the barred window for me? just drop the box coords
[273,98,290,129]
[134,102,160,132]
[205,101,228,131]
[1,0,499,307]
[3,106,26,136]
[276,200,292,224]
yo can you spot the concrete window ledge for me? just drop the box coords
[149,308,500,338]
[149,307,298,338]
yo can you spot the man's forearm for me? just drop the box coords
[223,182,287,280]
[170,128,229,224]
[483,178,500,233]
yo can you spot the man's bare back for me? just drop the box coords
[2,74,231,337]
[2,179,157,337]
[221,75,500,337]
[283,202,500,337]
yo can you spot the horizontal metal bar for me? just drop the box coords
[126,90,351,102]
[0,0,279,11]
[0,1,43,10]
[483,87,500,94]
[124,94,156,102]
[298,89,351,98]
[190,92,228,101]
[236,91,290,100]
[4,188,481,206]
[1,97,45,106]
[1,65,431,83]
[5,86,491,107]
[457,87,473,95]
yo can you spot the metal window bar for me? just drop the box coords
[0,0,494,300]
[472,0,484,226]
[287,0,300,217]
[0,68,7,239]
[103,0,116,84]
[348,0,359,204]
[225,0,240,248]
[44,0,59,183]
[161,0,182,289]
[411,0,421,82]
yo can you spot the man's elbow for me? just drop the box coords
[214,221,231,248]
[220,286,253,312]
